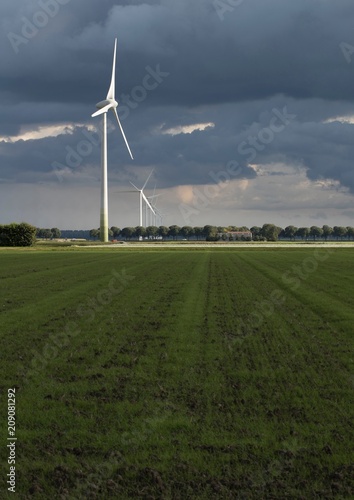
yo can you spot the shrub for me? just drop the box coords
[0,223,37,247]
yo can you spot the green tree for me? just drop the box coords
[0,223,36,247]
[110,226,121,238]
[333,226,347,240]
[261,224,281,241]
[181,226,194,240]
[89,229,99,240]
[202,225,218,240]
[193,227,204,240]
[346,226,354,240]
[146,226,158,239]
[296,227,310,240]
[134,226,146,239]
[322,225,333,241]
[51,228,61,239]
[168,225,181,240]
[250,226,262,240]
[310,226,323,241]
[43,229,52,239]
[284,225,297,241]
[37,228,47,238]
[158,226,169,239]
[121,227,134,240]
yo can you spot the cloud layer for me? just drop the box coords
[0,0,354,228]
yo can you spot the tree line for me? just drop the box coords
[88,224,354,241]
[36,228,61,239]
[2,223,353,246]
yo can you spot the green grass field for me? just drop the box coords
[1,248,353,498]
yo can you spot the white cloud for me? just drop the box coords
[0,123,94,143]
[162,122,215,136]
[249,162,298,176]
[323,115,354,124]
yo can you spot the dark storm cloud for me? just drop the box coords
[2,0,354,106]
[1,0,354,198]
[80,0,354,106]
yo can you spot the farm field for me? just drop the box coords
[0,248,353,498]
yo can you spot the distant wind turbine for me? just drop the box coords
[117,170,158,227]
[129,170,156,227]
[148,190,165,226]
[92,38,133,242]
[147,185,161,226]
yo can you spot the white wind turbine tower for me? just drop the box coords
[129,170,156,227]
[92,38,133,242]
[147,186,161,226]
[148,183,167,226]
[148,193,165,226]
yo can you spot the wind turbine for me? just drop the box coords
[147,186,160,226]
[92,38,133,242]
[125,169,155,227]
[148,193,165,226]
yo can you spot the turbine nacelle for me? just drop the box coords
[95,98,118,110]
[92,98,118,118]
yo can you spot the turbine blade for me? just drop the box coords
[113,108,134,160]
[142,192,156,214]
[106,38,117,100]
[92,104,112,117]
[142,168,154,191]
[129,181,140,191]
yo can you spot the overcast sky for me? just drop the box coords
[1,0,354,229]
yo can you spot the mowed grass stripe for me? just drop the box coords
[237,249,354,326]
[228,251,352,384]
[0,251,171,330]
[234,250,353,379]
[117,251,353,479]
[222,252,354,465]
[0,252,175,386]
[10,252,217,491]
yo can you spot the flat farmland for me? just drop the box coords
[0,248,353,498]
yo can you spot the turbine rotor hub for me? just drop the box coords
[95,98,118,110]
